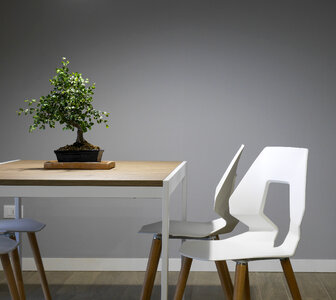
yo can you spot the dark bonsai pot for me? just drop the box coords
[54,149,104,162]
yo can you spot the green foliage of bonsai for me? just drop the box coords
[18,57,109,150]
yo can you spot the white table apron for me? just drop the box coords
[0,161,187,300]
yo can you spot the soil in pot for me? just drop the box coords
[57,141,100,151]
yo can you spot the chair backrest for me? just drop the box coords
[213,144,244,232]
[229,147,308,254]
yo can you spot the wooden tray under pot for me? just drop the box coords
[44,161,115,170]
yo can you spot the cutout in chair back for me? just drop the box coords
[229,147,308,253]
[264,182,290,247]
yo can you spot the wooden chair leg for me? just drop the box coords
[214,235,233,300]
[1,254,20,300]
[215,260,233,300]
[280,258,302,300]
[173,256,193,300]
[9,236,26,300]
[244,263,251,300]
[27,232,52,300]
[140,235,162,300]
[233,262,247,300]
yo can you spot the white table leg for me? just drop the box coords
[14,197,22,263]
[181,164,187,222]
[181,166,187,300]
[161,182,170,300]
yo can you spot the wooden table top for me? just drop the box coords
[0,160,182,187]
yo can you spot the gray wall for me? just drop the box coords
[0,1,335,259]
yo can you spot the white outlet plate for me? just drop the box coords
[3,205,24,219]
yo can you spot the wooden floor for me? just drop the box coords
[0,271,335,299]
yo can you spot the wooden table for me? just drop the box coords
[0,160,187,300]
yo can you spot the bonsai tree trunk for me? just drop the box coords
[56,122,100,152]
[76,128,86,144]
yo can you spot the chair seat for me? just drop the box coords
[0,219,45,233]
[180,231,290,261]
[0,236,19,254]
[139,218,227,238]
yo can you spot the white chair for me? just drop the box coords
[139,144,244,300]
[0,236,20,300]
[176,147,308,300]
[0,218,52,300]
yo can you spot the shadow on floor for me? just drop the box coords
[0,284,228,300]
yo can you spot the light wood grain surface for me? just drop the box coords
[0,160,182,187]
[43,161,116,170]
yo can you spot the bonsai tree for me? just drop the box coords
[18,57,109,151]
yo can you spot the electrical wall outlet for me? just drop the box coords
[3,205,24,219]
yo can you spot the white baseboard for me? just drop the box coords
[18,258,336,272]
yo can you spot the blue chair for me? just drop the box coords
[0,218,51,300]
[0,236,20,300]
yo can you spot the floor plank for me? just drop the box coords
[317,273,336,300]
[0,271,334,299]
[294,273,331,300]
[256,272,289,299]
